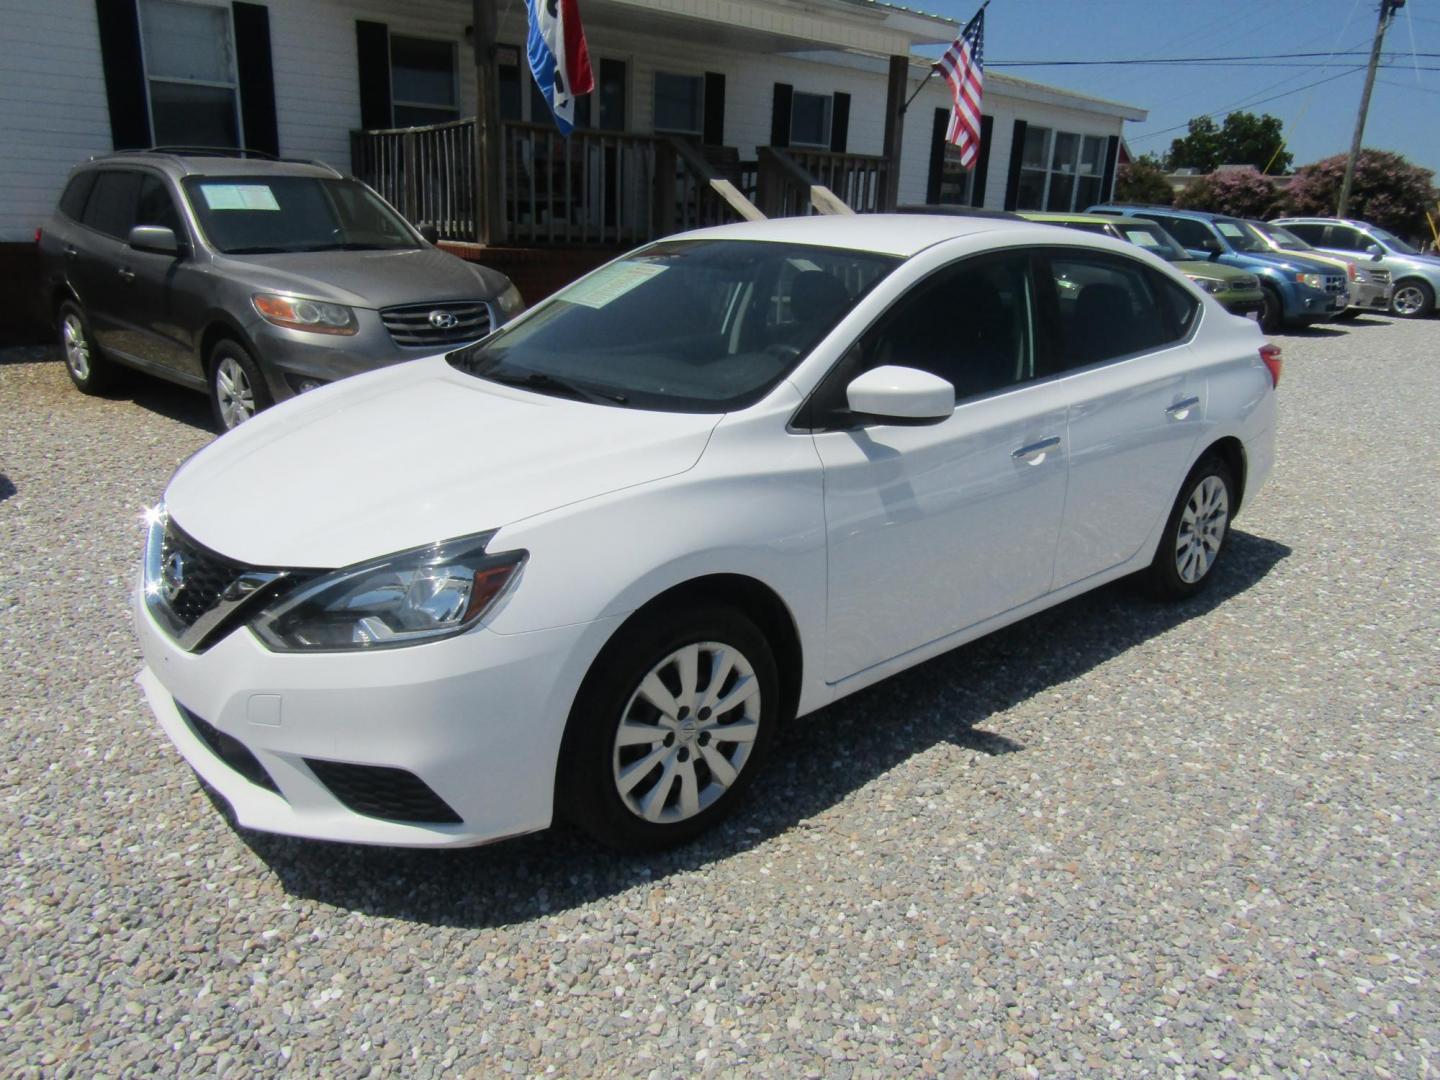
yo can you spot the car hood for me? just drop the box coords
[214,247,509,309]
[1174,260,1259,285]
[1233,250,1338,276]
[164,357,722,568]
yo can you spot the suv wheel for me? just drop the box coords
[209,339,273,432]
[58,300,117,395]
[1390,279,1435,319]
[1257,285,1283,335]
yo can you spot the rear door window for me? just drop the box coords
[81,171,143,240]
[58,173,97,221]
[1049,252,1195,370]
[1144,215,1213,252]
[1324,225,1369,252]
[1281,222,1326,245]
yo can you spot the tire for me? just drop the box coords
[1389,278,1435,319]
[57,299,117,395]
[1257,285,1283,335]
[1334,308,1361,322]
[1144,455,1236,601]
[208,338,272,432]
[560,605,780,852]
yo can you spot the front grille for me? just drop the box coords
[1369,269,1391,285]
[160,523,252,629]
[177,702,281,794]
[379,301,492,347]
[1230,275,1258,290]
[304,759,462,824]
[1324,275,1347,295]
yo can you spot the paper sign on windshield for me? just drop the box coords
[561,261,667,309]
[199,184,282,211]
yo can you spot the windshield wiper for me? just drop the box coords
[483,370,628,406]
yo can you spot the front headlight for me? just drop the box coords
[253,294,358,335]
[252,532,526,651]
[496,282,525,320]
[1189,276,1226,295]
[1295,272,1325,289]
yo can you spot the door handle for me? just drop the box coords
[1165,396,1201,419]
[64,247,78,261]
[118,268,136,283]
[1012,436,1060,464]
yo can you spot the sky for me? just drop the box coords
[915,0,1440,176]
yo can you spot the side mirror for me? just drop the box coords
[1365,243,1384,259]
[419,223,441,245]
[845,365,954,425]
[128,225,179,255]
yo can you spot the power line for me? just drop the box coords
[990,50,1439,68]
[1128,66,1368,143]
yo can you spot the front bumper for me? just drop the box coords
[134,582,620,847]
[1347,281,1392,311]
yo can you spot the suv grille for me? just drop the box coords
[1369,268,1391,286]
[379,301,492,347]
[160,523,251,629]
[1231,275,1258,290]
[1324,275,1346,295]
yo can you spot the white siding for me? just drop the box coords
[0,0,1133,241]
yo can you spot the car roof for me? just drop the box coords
[674,213,1080,258]
[1091,205,1230,222]
[86,148,343,180]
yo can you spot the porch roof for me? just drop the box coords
[583,0,958,59]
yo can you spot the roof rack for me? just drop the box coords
[99,146,344,177]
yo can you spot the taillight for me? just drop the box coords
[1259,343,1282,388]
[33,227,42,245]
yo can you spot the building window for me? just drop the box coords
[654,72,703,135]
[1016,126,1106,212]
[391,36,459,127]
[937,145,975,205]
[139,0,242,148]
[790,92,832,149]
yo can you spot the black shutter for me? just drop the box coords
[970,115,994,207]
[770,83,792,148]
[1003,119,1027,211]
[829,92,850,153]
[703,72,725,146]
[95,0,151,149]
[926,108,947,204]
[355,20,392,130]
[1100,134,1121,204]
[233,3,278,155]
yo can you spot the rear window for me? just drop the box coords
[82,171,143,239]
[58,173,96,221]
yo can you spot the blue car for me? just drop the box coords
[1088,205,1348,333]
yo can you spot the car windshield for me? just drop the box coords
[1115,222,1189,262]
[181,176,420,254]
[1368,226,1418,255]
[450,239,900,412]
[1247,221,1312,251]
[1213,219,1268,253]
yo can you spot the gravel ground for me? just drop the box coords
[1,316,1437,1078]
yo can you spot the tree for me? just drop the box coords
[1175,167,1282,219]
[1284,150,1437,237]
[1114,153,1174,205]
[1167,111,1292,175]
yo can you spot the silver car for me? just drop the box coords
[38,149,523,430]
[1273,216,1440,318]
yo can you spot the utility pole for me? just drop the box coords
[1337,0,1405,218]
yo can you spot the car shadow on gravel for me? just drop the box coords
[0,475,14,503]
[228,529,1291,928]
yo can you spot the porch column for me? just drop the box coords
[880,55,908,211]
[472,0,504,244]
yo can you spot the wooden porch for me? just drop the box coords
[350,117,895,248]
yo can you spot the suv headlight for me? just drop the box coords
[1294,272,1325,289]
[253,294,358,335]
[496,282,525,320]
[1189,276,1226,295]
[252,532,526,651]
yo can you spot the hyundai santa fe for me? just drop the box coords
[134,215,1279,852]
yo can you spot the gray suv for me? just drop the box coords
[1272,217,1440,318]
[38,149,523,429]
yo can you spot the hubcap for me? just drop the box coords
[612,641,761,824]
[1175,474,1229,584]
[62,314,90,380]
[215,356,255,429]
[1392,285,1426,317]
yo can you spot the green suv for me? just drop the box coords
[1021,213,1265,320]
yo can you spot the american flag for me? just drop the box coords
[938,9,985,167]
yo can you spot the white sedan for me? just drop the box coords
[134,215,1278,851]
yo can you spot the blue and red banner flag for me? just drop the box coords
[526,0,594,135]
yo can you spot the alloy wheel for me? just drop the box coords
[1391,284,1429,317]
[62,313,90,380]
[611,641,762,824]
[215,356,256,428]
[1175,474,1229,584]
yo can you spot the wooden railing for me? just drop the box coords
[756,147,858,219]
[350,119,476,240]
[785,148,890,213]
[665,139,766,233]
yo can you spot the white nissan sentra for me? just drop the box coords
[134,214,1278,852]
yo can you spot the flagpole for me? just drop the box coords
[901,0,990,115]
